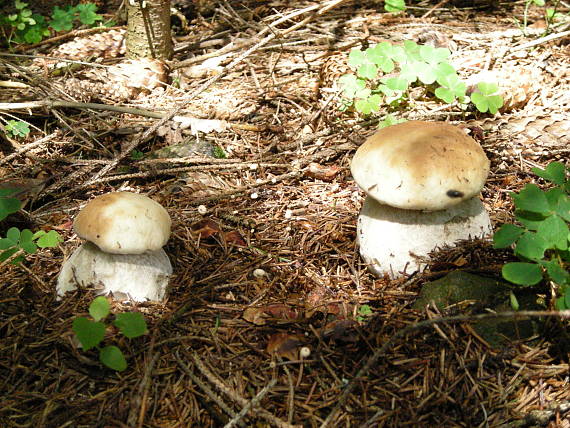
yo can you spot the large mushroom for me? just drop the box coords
[57,192,172,301]
[351,121,492,278]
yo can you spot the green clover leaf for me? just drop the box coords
[50,7,74,32]
[89,296,110,321]
[502,262,543,286]
[99,345,127,371]
[114,312,148,338]
[76,3,102,26]
[73,317,106,351]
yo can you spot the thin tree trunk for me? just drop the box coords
[126,0,173,60]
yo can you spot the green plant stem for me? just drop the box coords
[0,248,24,267]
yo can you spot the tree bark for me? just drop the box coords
[126,0,173,60]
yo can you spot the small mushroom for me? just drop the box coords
[351,121,492,278]
[57,192,172,301]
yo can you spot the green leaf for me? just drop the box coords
[0,247,18,262]
[358,304,373,316]
[399,62,419,83]
[23,26,45,43]
[532,162,566,185]
[5,120,30,137]
[434,87,454,103]
[502,262,543,285]
[36,230,63,248]
[72,317,106,351]
[541,260,570,286]
[403,41,421,61]
[348,49,367,68]
[356,63,378,80]
[99,345,127,371]
[471,92,504,114]
[76,3,102,26]
[384,0,406,12]
[378,115,406,129]
[89,296,110,321]
[385,76,408,91]
[366,43,395,73]
[114,312,148,338]
[0,238,16,250]
[19,240,37,254]
[536,214,569,250]
[555,295,567,310]
[354,94,381,115]
[556,196,570,222]
[513,184,551,214]
[419,45,450,65]
[416,61,437,85]
[7,227,21,243]
[0,194,21,221]
[338,74,366,99]
[509,291,519,311]
[477,82,500,95]
[546,188,565,210]
[493,224,525,248]
[516,210,546,231]
[514,231,547,261]
[0,188,18,197]
[50,7,74,32]
[19,229,36,253]
[435,71,466,103]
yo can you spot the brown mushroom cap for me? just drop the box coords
[74,192,171,254]
[351,121,490,210]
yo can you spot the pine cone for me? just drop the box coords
[64,59,169,102]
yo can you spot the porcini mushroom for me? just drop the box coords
[57,192,172,301]
[351,121,492,278]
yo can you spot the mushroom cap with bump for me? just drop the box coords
[351,121,490,211]
[74,192,171,254]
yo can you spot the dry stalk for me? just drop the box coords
[175,352,247,428]
[190,352,298,428]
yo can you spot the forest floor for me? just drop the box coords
[1,0,570,426]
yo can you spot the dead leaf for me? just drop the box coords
[266,332,305,360]
[321,319,360,342]
[243,304,304,326]
[305,162,341,182]
[224,230,247,246]
[243,307,267,325]
[264,304,303,322]
[191,218,221,240]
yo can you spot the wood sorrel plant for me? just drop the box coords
[73,296,148,371]
[0,188,62,264]
[338,40,503,116]
[493,162,570,310]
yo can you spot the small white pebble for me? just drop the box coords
[249,163,259,170]
[250,192,259,199]
[256,178,263,184]
[300,347,311,359]
[253,268,267,278]
[284,209,293,219]
[197,205,208,215]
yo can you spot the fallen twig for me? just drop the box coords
[320,310,570,427]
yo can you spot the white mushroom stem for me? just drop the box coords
[57,242,172,302]
[357,196,492,278]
